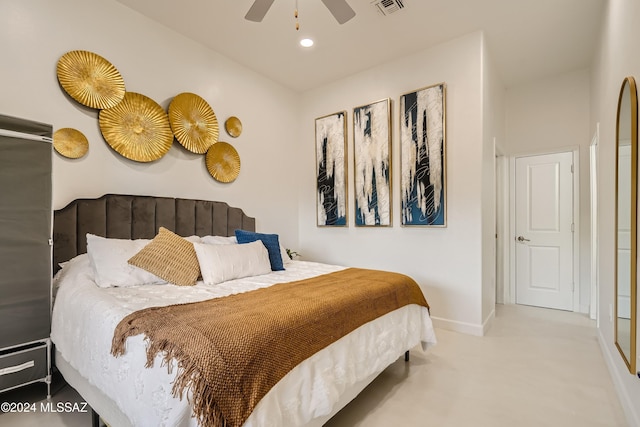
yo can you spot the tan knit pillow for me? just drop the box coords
[128,227,200,286]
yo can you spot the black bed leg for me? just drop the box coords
[91,408,100,427]
[404,350,410,362]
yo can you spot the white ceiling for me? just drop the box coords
[114,0,605,92]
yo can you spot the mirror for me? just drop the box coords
[615,76,638,374]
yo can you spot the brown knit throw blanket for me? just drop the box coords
[111,268,429,427]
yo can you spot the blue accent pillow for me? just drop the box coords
[235,229,285,271]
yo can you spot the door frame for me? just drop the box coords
[590,124,599,322]
[507,147,581,311]
[496,151,509,304]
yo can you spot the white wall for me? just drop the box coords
[0,0,300,247]
[591,0,640,424]
[299,32,486,334]
[481,35,506,329]
[505,68,592,313]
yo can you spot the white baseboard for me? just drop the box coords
[430,309,495,337]
[429,315,485,336]
[482,308,495,335]
[597,329,639,427]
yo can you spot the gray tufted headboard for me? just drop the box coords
[53,194,256,273]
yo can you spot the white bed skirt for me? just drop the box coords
[56,349,389,427]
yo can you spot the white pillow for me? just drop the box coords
[56,253,90,277]
[193,240,271,285]
[202,234,293,265]
[184,235,203,244]
[53,253,91,297]
[201,235,237,245]
[86,234,166,288]
[279,243,293,266]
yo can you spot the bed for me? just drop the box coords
[50,194,437,427]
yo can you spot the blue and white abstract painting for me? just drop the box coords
[316,111,347,226]
[400,83,446,226]
[353,98,391,226]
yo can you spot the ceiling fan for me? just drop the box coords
[245,0,356,25]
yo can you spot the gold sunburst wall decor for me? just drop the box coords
[168,92,219,154]
[225,116,243,138]
[56,50,125,109]
[205,142,240,183]
[53,128,89,159]
[98,92,173,162]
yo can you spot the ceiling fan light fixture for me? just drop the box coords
[245,0,355,25]
[300,38,314,48]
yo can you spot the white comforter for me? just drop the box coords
[51,255,436,427]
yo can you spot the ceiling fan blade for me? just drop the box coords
[321,0,356,24]
[245,0,276,22]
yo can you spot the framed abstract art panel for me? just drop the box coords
[399,83,446,226]
[315,111,348,226]
[353,98,391,226]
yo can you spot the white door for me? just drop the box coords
[515,152,574,311]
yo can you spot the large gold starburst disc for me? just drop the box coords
[168,92,219,154]
[57,50,125,109]
[99,92,173,162]
[205,142,240,183]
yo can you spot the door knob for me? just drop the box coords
[517,236,530,242]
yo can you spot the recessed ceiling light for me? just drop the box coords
[300,38,314,48]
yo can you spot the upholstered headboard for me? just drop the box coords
[53,194,255,272]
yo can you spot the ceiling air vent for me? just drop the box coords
[371,0,405,16]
